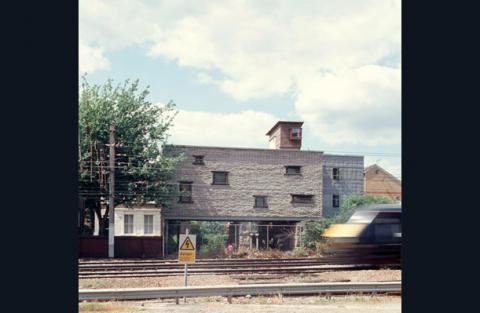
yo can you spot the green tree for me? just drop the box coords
[302,195,393,248]
[79,77,183,235]
[190,221,229,255]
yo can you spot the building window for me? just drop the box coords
[285,166,301,175]
[332,194,340,208]
[192,155,204,165]
[144,215,153,234]
[290,127,302,140]
[124,214,134,234]
[332,167,340,180]
[178,181,193,203]
[291,194,314,203]
[254,196,268,208]
[212,171,229,185]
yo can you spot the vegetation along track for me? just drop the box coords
[79,255,400,279]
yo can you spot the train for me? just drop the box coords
[321,203,401,264]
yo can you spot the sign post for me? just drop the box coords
[178,229,196,303]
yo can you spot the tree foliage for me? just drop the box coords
[79,77,183,234]
[302,195,393,248]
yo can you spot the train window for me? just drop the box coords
[374,224,393,237]
[373,212,401,224]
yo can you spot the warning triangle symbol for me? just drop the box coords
[180,237,195,250]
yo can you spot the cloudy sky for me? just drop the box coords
[80,0,401,178]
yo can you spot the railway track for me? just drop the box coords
[79,255,400,279]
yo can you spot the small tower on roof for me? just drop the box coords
[266,121,303,150]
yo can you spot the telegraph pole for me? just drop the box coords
[108,125,116,258]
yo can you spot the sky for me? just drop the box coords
[79,0,401,179]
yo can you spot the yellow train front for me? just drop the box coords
[321,204,401,265]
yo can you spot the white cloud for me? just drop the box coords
[80,0,401,145]
[296,65,401,145]
[168,109,278,148]
[79,40,110,74]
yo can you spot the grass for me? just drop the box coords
[227,295,400,305]
[79,301,138,312]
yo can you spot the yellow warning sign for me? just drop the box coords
[180,237,195,250]
[179,251,195,263]
[178,234,196,264]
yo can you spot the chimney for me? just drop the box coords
[266,121,304,150]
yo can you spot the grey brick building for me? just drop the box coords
[322,154,365,217]
[163,121,363,251]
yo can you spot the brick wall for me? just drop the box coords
[164,145,323,220]
[364,166,401,201]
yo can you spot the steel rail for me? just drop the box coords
[79,281,401,301]
[79,264,400,279]
[79,264,385,275]
[79,256,400,270]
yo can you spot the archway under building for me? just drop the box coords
[164,219,302,258]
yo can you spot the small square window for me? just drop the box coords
[285,166,301,175]
[178,181,193,203]
[254,196,268,208]
[144,215,153,234]
[124,214,134,234]
[212,171,229,185]
[290,127,302,140]
[333,168,340,180]
[291,194,314,203]
[332,194,340,208]
[192,155,204,165]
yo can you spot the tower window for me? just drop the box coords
[290,127,302,140]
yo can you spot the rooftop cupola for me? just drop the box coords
[266,121,304,150]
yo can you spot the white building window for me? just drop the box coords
[124,214,134,234]
[144,215,153,234]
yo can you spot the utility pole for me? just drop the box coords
[108,125,116,258]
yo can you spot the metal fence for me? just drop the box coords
[165,221,303,257]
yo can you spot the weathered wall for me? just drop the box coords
[164,145,323,220]
[322,154,364,217]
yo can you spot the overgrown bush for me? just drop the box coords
[192,221,229,257]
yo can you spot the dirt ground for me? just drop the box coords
[79,269,401,289]
[79,296,401,313]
